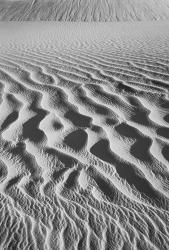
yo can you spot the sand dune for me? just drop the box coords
[1,0,169,21]
[0,22,169,249]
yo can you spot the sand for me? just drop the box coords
[1,0,169,21]
[0,21,169,249]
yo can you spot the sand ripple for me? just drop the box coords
[0,22,169,249]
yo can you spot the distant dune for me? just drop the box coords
[0,22,169,249]
[1,0,169,21]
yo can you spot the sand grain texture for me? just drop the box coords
[0,22,169,249]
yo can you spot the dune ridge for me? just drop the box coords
[1,0,169,21]
[0,22,169,249]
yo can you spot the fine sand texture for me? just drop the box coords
[0,22,169,249]
[1,0,169,21]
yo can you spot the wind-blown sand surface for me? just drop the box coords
[0,22,169,249]
[1,0,169,21]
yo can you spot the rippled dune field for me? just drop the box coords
[0,22,169,249]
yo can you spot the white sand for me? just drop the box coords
[1,0,169,21]
[0,22,169,249]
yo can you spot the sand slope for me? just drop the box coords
[0,22,169,249]
[1,0,169,21]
